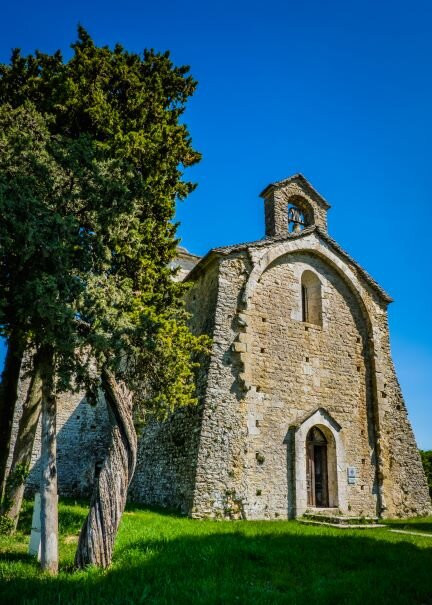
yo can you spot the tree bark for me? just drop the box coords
[75,368,137,569]
[0,329,25,498]
[39,346,58,575]
[1,353,42,529]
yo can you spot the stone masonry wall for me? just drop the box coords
[188,249,379,519]
[189,229,430,519]
[8,377,110,499]
[190,254,251,518]
[128,259,220,511]
[128,406,203,513]
[244,251,378,518]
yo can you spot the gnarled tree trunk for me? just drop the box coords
[0,329,25,498]
[1,353,42,529]
[75,368,137,569]
[39,345,58,575]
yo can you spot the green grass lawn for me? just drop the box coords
[0,500,431,605]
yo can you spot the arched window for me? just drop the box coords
[301,270,322,326]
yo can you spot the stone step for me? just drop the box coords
[300,518,386,530]
[306,507,340,516]
[302,511,380,526]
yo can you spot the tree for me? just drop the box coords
[0,103,104,571]
[0,28,207,569]
[0,331,24,501]
[1,352,42,530]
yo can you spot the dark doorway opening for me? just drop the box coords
[306,426,329,507]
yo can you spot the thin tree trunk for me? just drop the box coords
[0,329,25,498]
[1,353,42,529]
[39,346,58,575]
[75,368,137,569]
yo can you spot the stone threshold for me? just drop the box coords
[303,511,380,526]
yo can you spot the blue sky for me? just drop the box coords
[0,0,431,447]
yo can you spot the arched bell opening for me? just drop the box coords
[287,195,314,233]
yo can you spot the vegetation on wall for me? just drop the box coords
[420,450,432,498]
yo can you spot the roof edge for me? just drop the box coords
[185,227,393,303]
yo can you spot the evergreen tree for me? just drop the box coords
[0,103,100,571]
[0,28,208,570]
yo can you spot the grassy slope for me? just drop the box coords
[0,500,431,605]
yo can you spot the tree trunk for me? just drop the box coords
[0,329,25,498]
[1,353,42,529]
[39,346,58,575]
[75,368,137,569]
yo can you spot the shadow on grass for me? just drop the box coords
[16,501,34,534]
[385,519,432,534]
[124,501,185,518]
[1,529,432,605]
[17,498,89,536]
[0,551,34,563]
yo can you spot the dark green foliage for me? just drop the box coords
[0,27,208,413]
[0,104,97,378]
[420,450,432,498]
[0,500,432,604]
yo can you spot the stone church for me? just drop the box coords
[14,173,430,519]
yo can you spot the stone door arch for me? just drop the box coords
[288,408,347,517]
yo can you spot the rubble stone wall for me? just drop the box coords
[128,259,220,512]
[243,250,378,518]
[190,253,250,518]
[9,378,110,499]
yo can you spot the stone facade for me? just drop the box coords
[182,174,430,519]
[11,173,430,519]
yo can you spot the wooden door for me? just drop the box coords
[314,445,329,507]
[306,442,315,506]
[306,427,329,508]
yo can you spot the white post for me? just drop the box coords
[39,347,58,575]
[28,492,41,559]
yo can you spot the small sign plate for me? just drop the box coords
[347,467,357,484]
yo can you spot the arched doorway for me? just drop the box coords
[306,426,329,507]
